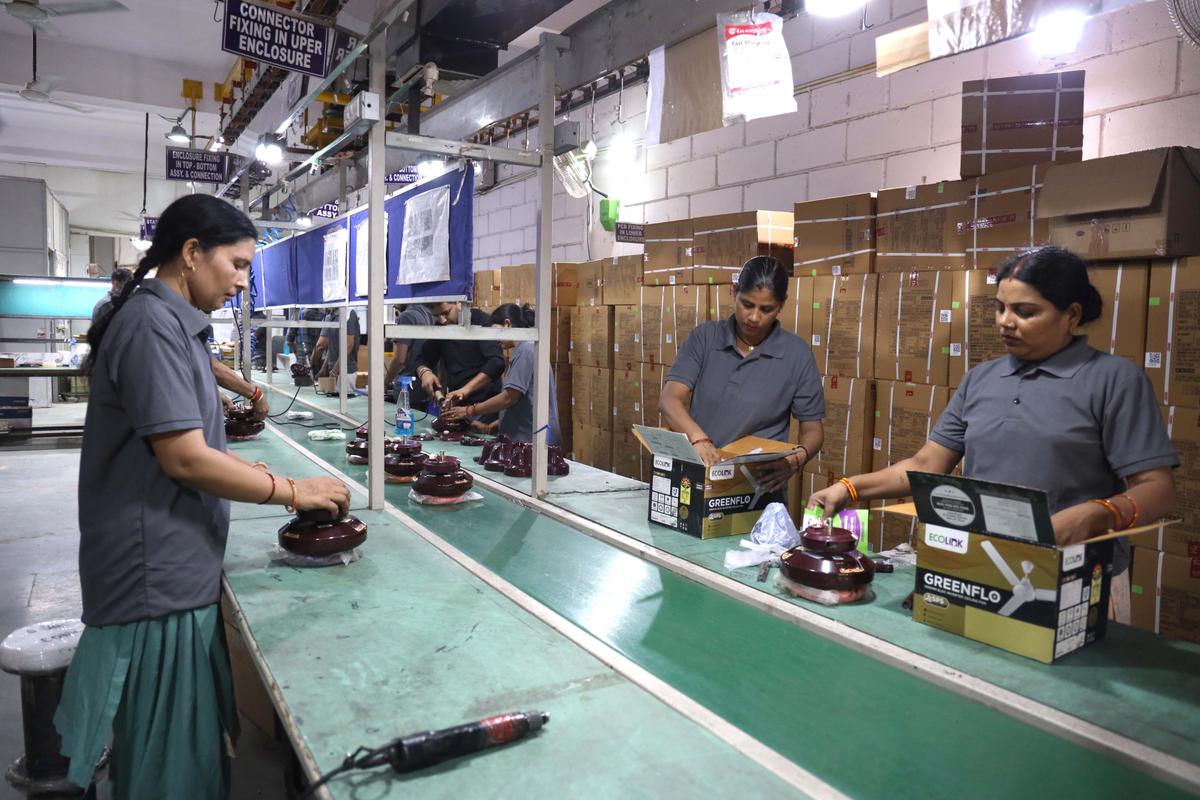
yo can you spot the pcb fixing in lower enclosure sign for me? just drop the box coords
[634,425,804,539]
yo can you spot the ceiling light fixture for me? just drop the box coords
[805,0,867,18]
[296,215,313,228]
[129,237,153,252]
[1031,8,1089,57]
[255,134,285,165]
[166,123,190,144]
[416,159,445,180]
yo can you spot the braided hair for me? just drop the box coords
[489,303,535,328]
[85,195,257,372]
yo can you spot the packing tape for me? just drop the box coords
[1154,549,1164,634]
[961,145,1082,155]
[881,251,969,258]
[823,279,837,375]
[1109,263,1124,356]
[798,248,876,266]
[876,199,970,218]
[795,214,874,224]
[894,275,904,381]
[693,223,793,235]
[962,86,1084,98]
[926,272,941,384]
[855,277,867,378]
[887,380,895,465]
[842,377,856,477]
[1051,71,1062,159]
[1164,259,1178,404]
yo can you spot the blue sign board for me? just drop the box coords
[139,217,158,241]
[386,166,419,184]
[222,0,332,79]
[310,203,340,219]
[165,147,231,183]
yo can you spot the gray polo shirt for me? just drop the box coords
[394,304,435,379]
[931,336,1177,570]
[499,341,561,445]
[78,278,230,626]
[323,308,362,373]
[667,317,824,447]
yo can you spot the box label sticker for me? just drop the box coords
[811,334,822,346]
[653,455,673,471]
[1148,297,1161,306]
[832,265,842,276]
[924,523,970,554]
[950,343,962,357]
[930,485,976,526]
[665,334,673,343]
[1145,352,1162,369]
[873,437,882,451]
[613,343,620,352]
[1061,544,1086,572]
[986,274,998,285]
[709,464,736,481]
[939,309,952,323]
[905,186,917,200]
[669,275,677,285]
[951,300,961,309]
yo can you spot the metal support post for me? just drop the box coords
[266,313,274,386]
[338,307,348,417]
[367,30,388,509]
[240,170,252,382]
[532,33,570,498]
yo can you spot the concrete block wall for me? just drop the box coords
[474,1,1200,271]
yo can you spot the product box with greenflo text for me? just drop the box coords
[634,426,803,539]
[884,503,1175,663]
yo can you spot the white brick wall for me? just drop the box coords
[473,2,1200,268]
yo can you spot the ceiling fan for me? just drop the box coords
[1,0,127,33]
[8,29,93,113]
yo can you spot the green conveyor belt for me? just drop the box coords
[227,381,1200,798]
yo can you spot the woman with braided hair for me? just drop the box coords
[56,194,350,799]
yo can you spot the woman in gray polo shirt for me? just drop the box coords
[811,246,1178,560]
[660,256,825,494]
[442,303,562,445]
[55,195,350,799]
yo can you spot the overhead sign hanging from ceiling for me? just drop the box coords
[165,147,232,183]
[222,0,333,79]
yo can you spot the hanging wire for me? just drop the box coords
[614,68,627,126]
[212,0,222,22]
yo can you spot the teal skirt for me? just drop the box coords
[53,604,237,799]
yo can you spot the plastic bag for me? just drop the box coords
[408,489,485,506]
[269,544,361,568]
[724,540,784,571]
[776,572,875,606]
[750,502,800,549]
[308,429,347,441]
[716,10,797,126]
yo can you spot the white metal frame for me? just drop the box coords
[233,10,569,509]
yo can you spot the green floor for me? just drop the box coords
[225,379,1200,797]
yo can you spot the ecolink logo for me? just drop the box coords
[924,525,969,554]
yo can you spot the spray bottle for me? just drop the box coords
[395,376,415,437]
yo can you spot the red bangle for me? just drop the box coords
[249,386,263,403]
[690,436,713,447]
[259,472,277,505]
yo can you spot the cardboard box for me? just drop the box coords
[1078,261,1148,367]
[554,363,573,453]
[707,283,735,322]
[792,193,876,276]
[473,269,494,308]
[573,421,612,471]
[613,362,666,436]
[637,428,805,539]
[498,264,535,306]
[875,180,974,273]
[661,284,708,363]
[612,430,653,482]
[602,255,645,306]
[613,305,640,373]
[960,72,1084,179]
[811,274,877,378]
[1038,147,1200,260]
[964,162,1051,270]
[1129,547,1200,645]
[220,593,276,735]
[804,375,875,481]
[549,306,573,364]
[874,270,955,385]
[354,371,369,389]
[949,270,1007,388]
[871,381,951,473]
[868,501,920,554]
[570,365,612,429]
[636,287,665,365]
[888,503,1124,663]
[1155,406,1200,558]
[576,260,604,306]
[692,210,795,284]
[553,263,580,306]
[570,305,614,369]
[1146,258,1200,406]
[644,219,694,286]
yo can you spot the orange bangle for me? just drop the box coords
[1089,498,1122,530]
[259,472,276,505]
[285,478,298,512]
[1118,493,1140,529]
[838,476,859,505]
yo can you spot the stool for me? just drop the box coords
[0,619,84,797]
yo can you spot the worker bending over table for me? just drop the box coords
[415,302,505,422]
[660,256,825,495]
[810,246,1178,614]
